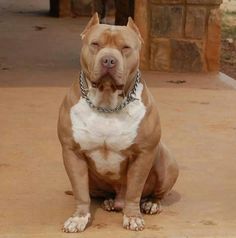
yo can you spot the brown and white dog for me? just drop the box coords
[57,13,179,232]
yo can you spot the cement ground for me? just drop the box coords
[1,1,236,237]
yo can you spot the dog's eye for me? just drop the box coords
[122,45,132,53]
[122,45,131,50]
[91,42,100,48]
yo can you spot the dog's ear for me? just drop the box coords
[81,12,99,39]
[127,17,144,44]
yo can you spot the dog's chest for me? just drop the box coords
[70,83,145,178]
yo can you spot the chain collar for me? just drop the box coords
[79,70,141,113]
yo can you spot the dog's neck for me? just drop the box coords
[88,83,123,110]
[81,70,140,111]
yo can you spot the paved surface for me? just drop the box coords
[1,1,236,237]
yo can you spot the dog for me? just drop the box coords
[57,13,179,232]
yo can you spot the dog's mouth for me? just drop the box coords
[91,73,124,92]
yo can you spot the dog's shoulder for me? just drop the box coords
[57,79,81,147]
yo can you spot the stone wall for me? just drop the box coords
[135,0,222,72]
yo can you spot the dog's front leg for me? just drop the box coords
[62,147,91,233]
[123,151,156,231]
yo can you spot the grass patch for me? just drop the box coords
[221,23,236,39]
[224,10,236,16]
[221,8,236,79]
[221,10,236,39]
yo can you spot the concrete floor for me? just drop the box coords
[1,1,236,237]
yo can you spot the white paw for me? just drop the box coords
[62,213,91,233]
[102,199,115,211]
[123,214,145,231]
[140,200,162,215]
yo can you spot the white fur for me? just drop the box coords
[70,83,146,178]
[123,214,145,231]
[88,150,125,179]
[63,213,91,233]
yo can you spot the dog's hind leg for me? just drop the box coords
[141,142,179,215]
[140,197,162,215]
[153,142,179,199]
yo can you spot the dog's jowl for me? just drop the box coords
[57,13,179,232]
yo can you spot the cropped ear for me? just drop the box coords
[127,17,144,44]
[80,13,99,40]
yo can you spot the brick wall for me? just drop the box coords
[135,0,223,72]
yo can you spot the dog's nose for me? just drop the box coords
[101,56,117,68]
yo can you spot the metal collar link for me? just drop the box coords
[79,70,141,113]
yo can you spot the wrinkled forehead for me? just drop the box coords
[84,24,139,48]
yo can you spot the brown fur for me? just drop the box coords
[58,14,179,231]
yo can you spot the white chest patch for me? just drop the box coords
[88,150,125,180]
[70,83,146,178]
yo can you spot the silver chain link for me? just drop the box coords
[79,70,141,113]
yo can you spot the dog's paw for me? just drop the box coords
[123,214,145,231]
[140,200,162,215]
[102,198,124,212]
[62,213,91,233]
[102,198,116,212]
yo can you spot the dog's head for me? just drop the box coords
[80,13,143,91]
